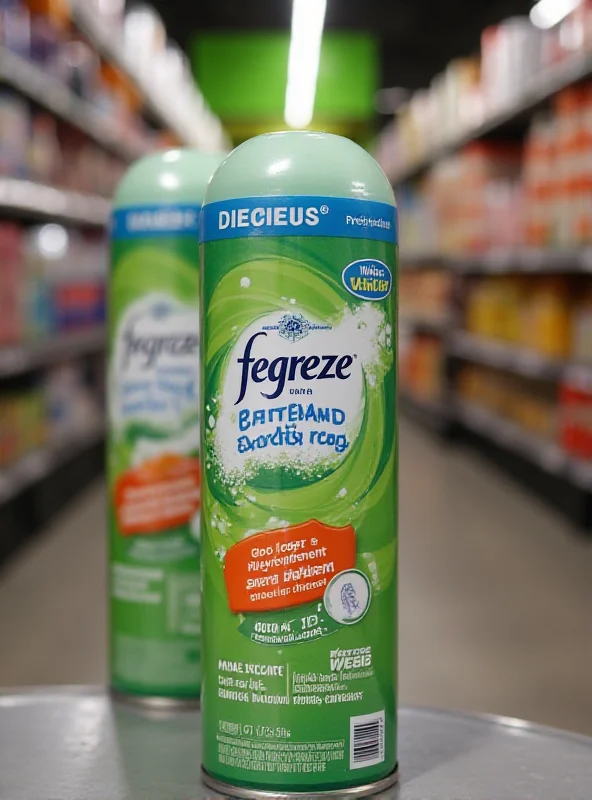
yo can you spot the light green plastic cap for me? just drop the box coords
[114,148,226,207]
[204,131,395,207]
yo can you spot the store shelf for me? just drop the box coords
[451,331,592,385]
[454,248,592,275]
[400,315,450,336]
[399,390,451,433]
[401,248,592,274]
[0,328,106,379]
[456,400,566,472]
[0,45,145,163]
[0,421,105,505]
[400,254,446,271]
[456,400,592,492]
[450,332,568,381]
[389,52,592,184]
[70,1,229,152]
[0,178,109,226]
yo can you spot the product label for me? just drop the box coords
[201,195,398,790]
[202,195,397,242]
[112,203,201,238]
[109,203,202,698]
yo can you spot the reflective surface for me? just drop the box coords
[1,688,592,799]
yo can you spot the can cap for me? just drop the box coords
[114,148,226,207]
[204,131,395,207]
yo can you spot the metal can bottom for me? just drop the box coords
[110,688,200,713]
[202,766,399,800]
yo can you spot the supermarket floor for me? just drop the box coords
[1,419,592,734]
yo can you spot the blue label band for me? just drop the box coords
[111,204,201,239]
[201,196,398,244]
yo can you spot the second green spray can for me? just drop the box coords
[108,148,223,708]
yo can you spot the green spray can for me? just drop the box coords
[108,148,223,708]
[200,132,398,796]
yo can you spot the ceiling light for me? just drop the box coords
[284,0,327,129]
[38,224,68,260]
[530,0,581,29]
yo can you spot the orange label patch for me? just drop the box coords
[115,454,200,535]
[224,520,356,613]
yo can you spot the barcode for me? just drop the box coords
[350,710,385,769]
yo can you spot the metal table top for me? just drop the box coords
[1,687,591,799]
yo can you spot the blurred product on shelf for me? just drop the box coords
[480,18,542,114]
[0,0,31,57]
[44,358,103,442]
[464,275,573,359]
[0,221,105,345]
[0,222,25,343]
[26,0,69,71]
[0,0,209,159]
[523,88,592,248]
[543,0,592,66]
[573,288,592,362]
[0,92,29,177]
[397,183,438,257]
[458,364,558,442]
[400,269,451,323]
[380,6,592,180]
[435,143,521,254]
[398,144,524,256]
[86,0,123,28]
[400,333,444,404]
[96,62,142,130]
[397,81,592,258]
[123,3,166,81]
[69,0,227,151]
[0,385,46,466]
[0,90,126,194]
[0,355,103,470]
[560,379,592,459]
[28,112,62,184]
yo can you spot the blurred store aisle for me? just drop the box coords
[398,422,592,734]
[1,420,591,733]
[0,481,107,687]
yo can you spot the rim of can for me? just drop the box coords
[201,766,399,800]
[110,688,200,714]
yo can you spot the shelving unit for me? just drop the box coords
[0,44,146,163]
[388,52,592,185]
[0,329,106,379]
[0,421,105,564]
[0,178,110,226]
[399,391,451,434]
[0,4,230,566]
[449,331,571,382]
[456,401,567,476]
[386,35,592,528]
[0,421,105,505]
[456,402,592,524]
[399,315,450,337]
[70,0,230,153]
[402,249,592,275]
